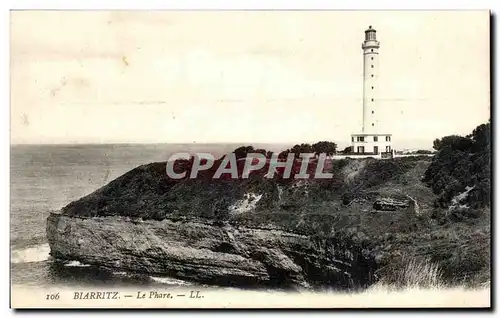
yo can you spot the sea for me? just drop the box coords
[10,143,289,289]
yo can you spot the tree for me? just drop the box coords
[468,122,490,152]
[415,149,432,154]
[233,146,255,159]
[278,149,291,159]
[278,141,339,158]
[289,143,315,158]
[432,138,441,151]
[312,141,338,157]
[432,135,474,152]
[424,121,491,211]
[254,148,267,156]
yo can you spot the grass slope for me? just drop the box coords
[60,153,490,289]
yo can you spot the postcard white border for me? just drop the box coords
[3,0,498,316]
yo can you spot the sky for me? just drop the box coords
[10,10,490,149]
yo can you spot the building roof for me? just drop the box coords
[351,133,392,136]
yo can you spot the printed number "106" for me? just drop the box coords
[46,293,60,300]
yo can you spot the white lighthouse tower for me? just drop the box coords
[351,26,393,156]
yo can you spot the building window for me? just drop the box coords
[374,136,378,142]
[371,57,374,60]
[371,98,374,102]
[352,137,354,142]
[371,49,373,52]
[372,110,374,114]
[386,146,391,152]
[371,86,374,89]
[357,136,365,142]
[386,136,391,142]
[357,146,365,153]
[371,65,374,68]
[372,123,374,126]
[371,74,374,78]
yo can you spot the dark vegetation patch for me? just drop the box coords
[61,123,491,288]
[423,122,491,213]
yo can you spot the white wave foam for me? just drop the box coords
[112,271,130,276]
[149,276,192,286]
[64,260,91,267]
[11,243,50,264]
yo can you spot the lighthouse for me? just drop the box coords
[351,26,393,155]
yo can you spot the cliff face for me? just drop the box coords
[46,214,375,289]
[46,156,490,289]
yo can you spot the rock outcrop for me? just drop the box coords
[46,156,490,289]
[46,213,376,289]
[373,198,409,211]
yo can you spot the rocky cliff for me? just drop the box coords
[46,156,490,289]
[46,214,378,289]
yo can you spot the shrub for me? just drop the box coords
[415,149,432,154]
[423,122,490,211]
[379,257,443,289]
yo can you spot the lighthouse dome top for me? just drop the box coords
[364,26,378,42]
[365,25,376,32]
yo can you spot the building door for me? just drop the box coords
[357,146,365,153]
[386,146,391,152]
[373,146,378,154]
